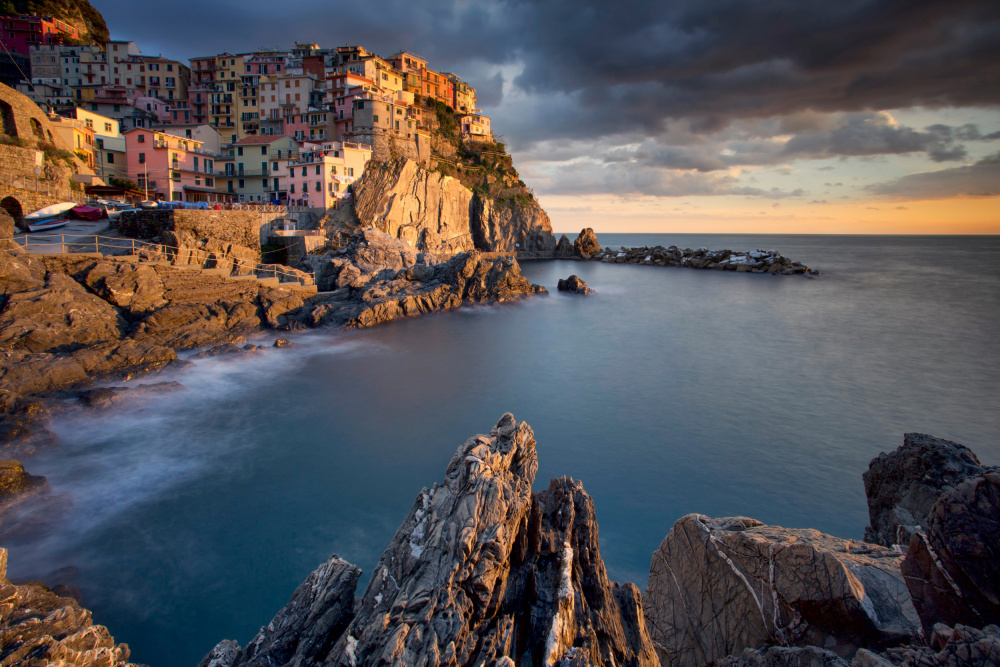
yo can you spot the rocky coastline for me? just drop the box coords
[0,419,996,666]
[178,422,995,667]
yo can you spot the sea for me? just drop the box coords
[3,234,999,666]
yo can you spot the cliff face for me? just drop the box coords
[352,158,555,254]
[472,195,556,253]
[353,159,475,254]
[11,0,110,43]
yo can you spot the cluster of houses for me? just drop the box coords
[0,17,492,207]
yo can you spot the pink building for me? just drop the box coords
[286,141,372,209]
[125,128,220,202]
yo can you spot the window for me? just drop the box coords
[315,164,320,175]
[272,161,278,170]
[237,146,243,156]
[205,178,213,187]
[261,146,266,155]
[374,115,379,123]
[290,183,295,193]
[138,152,145,163]
[106,153,114,163]
[238,179,245,188]
[315,181,321,192]
[348,167,354,176]
[193,157,199,171]
[137,133,145,143]
[104,122,112,132]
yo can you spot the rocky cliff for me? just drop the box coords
[9,0,109,43]
[353,158,555,254]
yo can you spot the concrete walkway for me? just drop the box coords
[12,219,111,253]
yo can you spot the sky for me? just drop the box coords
[99,0,999,233]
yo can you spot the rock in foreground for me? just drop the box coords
[0,548,134,665]
[643,515,920,667]
[901,472,1000,634]
[863,432,991,548]
[203,414,656,667]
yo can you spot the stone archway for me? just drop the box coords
[1,196,24,229]
[0,101,16,137]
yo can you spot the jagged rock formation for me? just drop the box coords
[201,556,360,667]
[643,515,920,667]
[471,195,556,253]
[574,229,601,257]
[284,230,544,330]
[353,158,476,253]
[0,548,134,665]
[352,158,556,254]
[0,459,46,510]
[557,275,592,295]
[556,235,575,258]
[203,414,657,667]
[901,472,1000,634]
[863,433,991,547]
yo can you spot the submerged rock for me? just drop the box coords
[901,472,1000,634]
[557,275,593,295]
[863,433,991,547]
[643,515,920,667]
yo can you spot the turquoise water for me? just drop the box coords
[4,234,999,666]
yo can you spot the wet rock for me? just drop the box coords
[901,472,1000,634]
[0,459,47,507]
[273,338,293,348]
[192,342,249,359]
[644,515,920,667]
[863,433,990,547]
[558,275,593,295]
[574,228,601,257]
[204,555,360,667]
[0,548,133,666]
[556,234,575,258]
[77,381,184,409]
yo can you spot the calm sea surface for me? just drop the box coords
[4,234,999,666]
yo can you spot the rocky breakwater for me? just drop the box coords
[202,413,657,667]
[591,244,817,275]
[353,158,556,254]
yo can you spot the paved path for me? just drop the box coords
[13,219,112,253]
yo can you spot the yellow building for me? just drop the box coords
[47,113,96,169]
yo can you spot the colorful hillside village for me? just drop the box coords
[0,17,492,207]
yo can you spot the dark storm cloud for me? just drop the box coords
[95,0,1000,197]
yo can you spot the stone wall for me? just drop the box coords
[117,209,289,250]
[0,82,91,174]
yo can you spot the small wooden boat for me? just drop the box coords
[23,201,76,226]
[26,217,70,232]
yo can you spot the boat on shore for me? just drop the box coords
[23,202,76,232]
[25,217,70,232]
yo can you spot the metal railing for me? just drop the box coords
[2,233,312,285]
